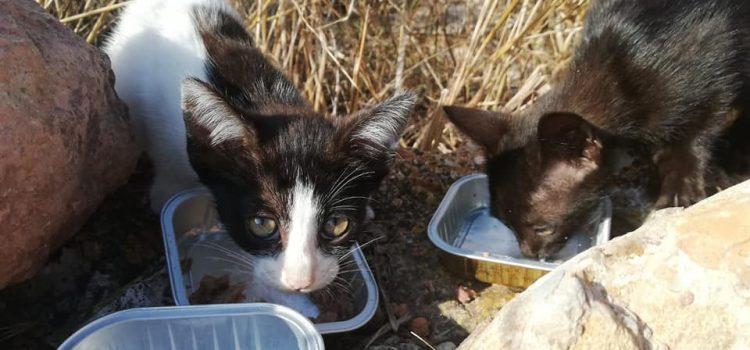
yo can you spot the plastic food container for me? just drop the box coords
[59,304,324,350]
[161,188,379,334]
[428,174,611,288]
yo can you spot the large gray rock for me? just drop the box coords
[459,180,750,350]
[0,0,138,288]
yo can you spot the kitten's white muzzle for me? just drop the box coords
[255,250,339,293]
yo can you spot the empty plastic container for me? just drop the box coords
[59,304,324,350]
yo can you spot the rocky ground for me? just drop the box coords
[0,158,163,348]
[0,0,138,289]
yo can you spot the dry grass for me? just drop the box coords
[40,0,588,152]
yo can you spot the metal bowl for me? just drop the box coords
[160,188,379,334]
[428,174,611,288]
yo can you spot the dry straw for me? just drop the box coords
[41,0,588,152]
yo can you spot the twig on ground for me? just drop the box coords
[362,313,412,349]
[410,331,437,350]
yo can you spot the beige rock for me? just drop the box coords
[459,180,750,350]
[0,0,138,288]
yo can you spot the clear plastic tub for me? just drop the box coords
[59,304,324,350]
[161,188,379,334]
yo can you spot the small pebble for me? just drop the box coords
[680,291,695,306]
[397,343,422,350]
[393,198,403,207]
[369,346,397,350]
[383,335,401,345]
[456,285,478,304]
[436,341,457,350]
[393,303,410,317]
[408,316,430,338]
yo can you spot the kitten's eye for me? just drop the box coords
[533,224,554,237]
[247,216,278,238]
[323,215,350,239]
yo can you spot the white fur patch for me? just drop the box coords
[281,182,319,291]
[203,241,321,318]
[104,0,241,212]
[253,179,339,293]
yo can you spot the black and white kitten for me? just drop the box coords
[105,0,415,316]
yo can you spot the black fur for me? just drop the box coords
[445,0,750,258]
[183,5,415,255]
[546,0,750,143]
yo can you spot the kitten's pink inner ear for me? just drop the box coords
[442,106,509,152]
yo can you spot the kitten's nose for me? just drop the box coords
[283,275,315,292]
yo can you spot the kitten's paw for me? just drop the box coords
[654,145,706,209]
[655,171,706,208]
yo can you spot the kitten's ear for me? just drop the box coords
[443,106,510,153]
[537,112,602,163]
[182,78,259,178]
[181,78,255,148]
[345,91,417,158]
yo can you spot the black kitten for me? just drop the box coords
[444,0,749,258]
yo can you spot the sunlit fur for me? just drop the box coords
[445,0,750,258]
[106,0,415,316]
